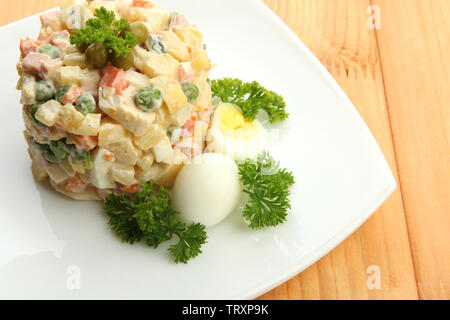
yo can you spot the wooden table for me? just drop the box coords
[1,0,448,300]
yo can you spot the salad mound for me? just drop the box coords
[17,0,294,263]
[17,0,212,200]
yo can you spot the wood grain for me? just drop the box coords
[1,0,448,300]
[259,0,417,300]
[372,0,450,300]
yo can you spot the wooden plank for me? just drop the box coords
[0,0,427,299]
[0,0,60,26]
[259,0,418,300]
[372,0,450,300]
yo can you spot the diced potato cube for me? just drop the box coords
[59,158,76,178]
[138,164,164,184]
[88,0,117,15]
[69,156,87,174]
[111,163,136,186]
[165,80,188,114]
[31,160,48,182]
[152,136,173,163]
[134,7,169,30]
[193,73,212,111]
[58,104,84,132]
[155,163,184,188]
[80,69,100,88]
[171,103,194,126]
[160,29,189,62]
[35,100,62,126]
[191,49,210,73]
[46,163,70,184]
[99,87,156,137]
[71,113,101,136]
[57,66,82,86]
[174,26,203,49]
[125,70,154,91]
[134,124,166,151]
[98,121,126,147]
[133,46,180,79]
[136,153,154,172]
[60,4,91,30]
[63,52,86,68]
[21,74,36,105]
[90,147,115,189]
[98,122,141,165]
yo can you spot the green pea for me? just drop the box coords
[86,43,109,69]
[71,147,88,162]
[30,104,45,128]
[35,81,56,102]
[129,22,149,43]
[75,93,96,115]
[135,87,164,111]
[55,84,72,103]
[45,150,63,163]
[146,35,167,54]
[111,51,134,71]
[37,44,61,59]
[49,140,70,160]
[181,82,199,102]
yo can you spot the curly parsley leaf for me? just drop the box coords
[211,78,288,123]
[104,194,143,244]
[169,223,208,264]
[238,152,295,229]
[70,7,138,57]
[103,181,208,263]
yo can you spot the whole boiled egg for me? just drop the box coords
[172,153,241,228]
[206,103,267,161]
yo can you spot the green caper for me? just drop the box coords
[35,81,56,102]
[111,51,134,71]
[129,22,149,43]
[135,87,164,111]
[181,82,199,102]
[146,35,167,54]
[75,92,97,115]
[49,140,70,160]
[30,104,45,128]
[86,43,109,69]
[37,44,61,59]
[55,84,72,104]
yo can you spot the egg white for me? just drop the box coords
[172,153,241,228]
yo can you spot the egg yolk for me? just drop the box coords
[218,104,257,139]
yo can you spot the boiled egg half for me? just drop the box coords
[206,103,267,161]
[172,153,241,228]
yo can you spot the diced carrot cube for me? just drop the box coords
[132,0,153,8]
[100,66,128,95]
[73,135,98,151]
[66,176,88,193]
[61,85,83,104]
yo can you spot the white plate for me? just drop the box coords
[0,0,395,299]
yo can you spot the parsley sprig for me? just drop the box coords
[104,181,207,264]
[211,78,288,123]
[238,153,295,229]
[70,7,138,57]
